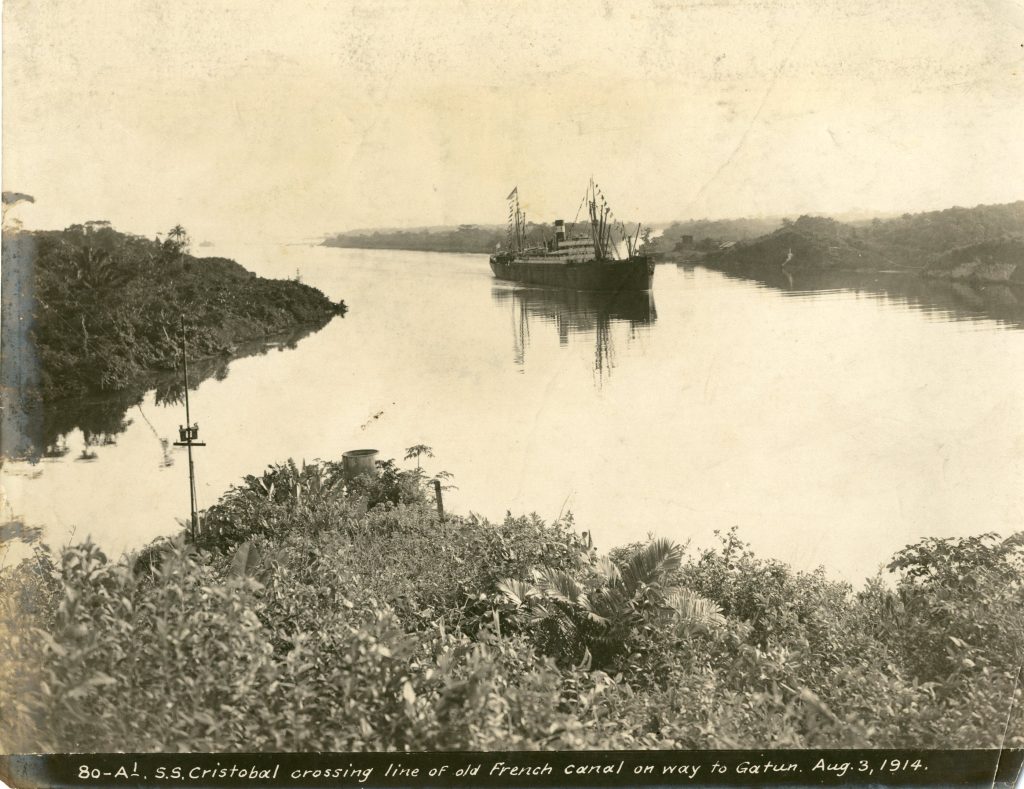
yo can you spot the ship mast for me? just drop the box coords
[506,186,526,253]
[588,179,603,260]
[586,179,622,260]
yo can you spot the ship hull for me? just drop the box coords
[489,255,654,291]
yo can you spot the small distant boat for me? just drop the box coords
[489,181,655,292]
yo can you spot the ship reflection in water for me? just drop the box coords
[490,285,656,380]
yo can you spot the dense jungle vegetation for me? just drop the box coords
[1,456,1020,752]
[699,202,1024,276]
[8,222,344,402]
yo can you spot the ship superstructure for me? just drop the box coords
[489,181,655,292]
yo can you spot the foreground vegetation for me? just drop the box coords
[1,457,1021,752]
[8,222,344,402]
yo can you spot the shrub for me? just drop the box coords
[2,455,1021,751]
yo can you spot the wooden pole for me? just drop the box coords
[433,479,445,522]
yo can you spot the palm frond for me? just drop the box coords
[620,538,682,594]
[496,578,537,608]
[668,588,726,632]
[594,556,622,587]
[535,568,589,608]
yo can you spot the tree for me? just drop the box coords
[166,225,191,257]
[403,444,434,470]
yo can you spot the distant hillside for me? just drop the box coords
[863,202,1024,255]
[659,216,784,247]
[703,215,895,270]
[323,224,506,254]
[702,201,1024,278]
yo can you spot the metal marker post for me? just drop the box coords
[172,317,206,541]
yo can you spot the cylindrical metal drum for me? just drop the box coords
[342,449,379,482]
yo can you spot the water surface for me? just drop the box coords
[3,247,1022,581]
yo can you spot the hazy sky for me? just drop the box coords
[3,0,1023,243]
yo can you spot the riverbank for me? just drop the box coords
[1,454,1020,752]
[688,202,1024,282]
[1,224,346,410]
[922,238,1024,284]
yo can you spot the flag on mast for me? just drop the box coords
[506,186,518,200]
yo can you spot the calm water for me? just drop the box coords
[3,246,1023,581]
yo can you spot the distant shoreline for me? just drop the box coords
[324,243,489,257]
[322,224,503,255]
[325,200,1024,286]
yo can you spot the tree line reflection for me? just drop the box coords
[705,264,1024,329]
[4,323,326,463]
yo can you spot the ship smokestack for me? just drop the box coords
[554,219,566,244]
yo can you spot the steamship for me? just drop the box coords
[489,181,655,292]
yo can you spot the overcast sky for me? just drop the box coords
[3,0,1023,243]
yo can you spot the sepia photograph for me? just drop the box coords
[1,0,1023,783]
